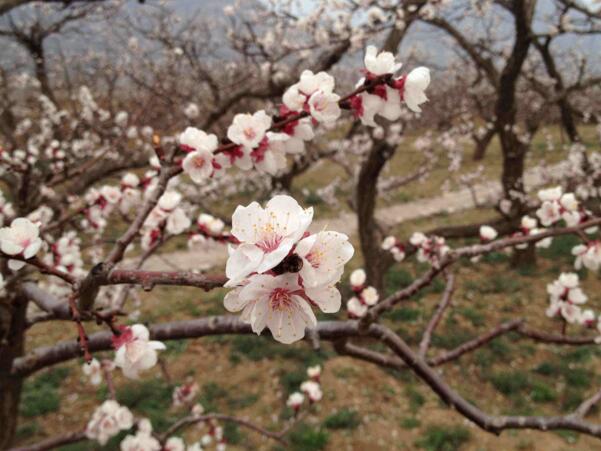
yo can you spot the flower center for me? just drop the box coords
[192,155,206,169]
[256,233,282,253]
[243,128,256,140]
[270,288,292,311]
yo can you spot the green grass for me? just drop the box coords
[289,423,329,451]
[323,409,360,430]
[116,378,174,431]
[20,367,70,417]
[405,386,426,413]
[400,417,421,429]
[415,424,471,451]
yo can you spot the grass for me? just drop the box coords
[289,423,329,451]
[323,409,360,430]
[116,378,174,431]
[415,424,471,451]
[20,367,70,417]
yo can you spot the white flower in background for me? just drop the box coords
[158,191,182,212]
[192,403,205,417]
[180,127,219,153]
[361,286,379,306]
[184,103,199,119]
[121,173,140,189]
[391,246,405,262]
[300,380,323,402]
[538,186,562,202]
[113,324,166,379]
[347,296,368,318]
[164,437,186,451]
[224,273,317,344]
[283,70,336,112]
[0,217,43,270]
[410,232,427,247]
[410,233,449,266]
[580,309,595,327]
[295,231,354,288]
[82,358,103,385]
[364,45,401,76]
[115,111,128,128]
[183,150,215,183]
[197,213,225,236]
[381,236,396,251]
[307,365,321,381]
[120,429,161,451]
[250,132,290,175]
[479,225,498,241]
[166,208,191,235]
[85,400,134,445]
[308,90,341,123]
[536,187,580,227]
[572,241,601,271]
[350,268,367,288]
[226,195,313,282]
[367,5,387,25]
[521,216,537,231]
[546,273,590,324]
[547,273,587,304]
[402,67,430,113]
[227,110,271,149]
[286,392,305,410]
[172,380,199,407]
[100,185,122,205]
[280,118,314,154]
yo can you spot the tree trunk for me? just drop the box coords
[472,128,495,161]
[0,294,28,448]
[356,141,394,291]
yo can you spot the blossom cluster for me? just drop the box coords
[177,46,429,183]
[188,213,230,249]
[381,235,406,261]
[0,217,43,270]
[223,195,353,344]
[172,379,200,408]
[120,419,161,451]
[346,269,380,318]
[536,186,581,227]
[546,273,593,326]
[409,232,450,267]
[287,365,323,411]
[85,400,134,445]
[351,46,430,126]
[112,324,166,379]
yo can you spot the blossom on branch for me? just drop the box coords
[85,400,133,445]
[0,217,43,270]
[224,195,353,343]
[546,273,590,325]
[113,324,166,379]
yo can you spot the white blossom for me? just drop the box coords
[113,324,166,379]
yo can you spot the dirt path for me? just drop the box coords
[136,161,568,271]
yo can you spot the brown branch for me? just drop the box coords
[105,269,227,291]
[429,319,523,366]
[10,317,360,377]
[368,323,601,439]
[7,431,86,451]
[419,273,455,358]
[1,253,77,285]
[363,216,601,323]
[160,413,289,446]
[574,388,601,419]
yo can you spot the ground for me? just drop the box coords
[12,124,601,450]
